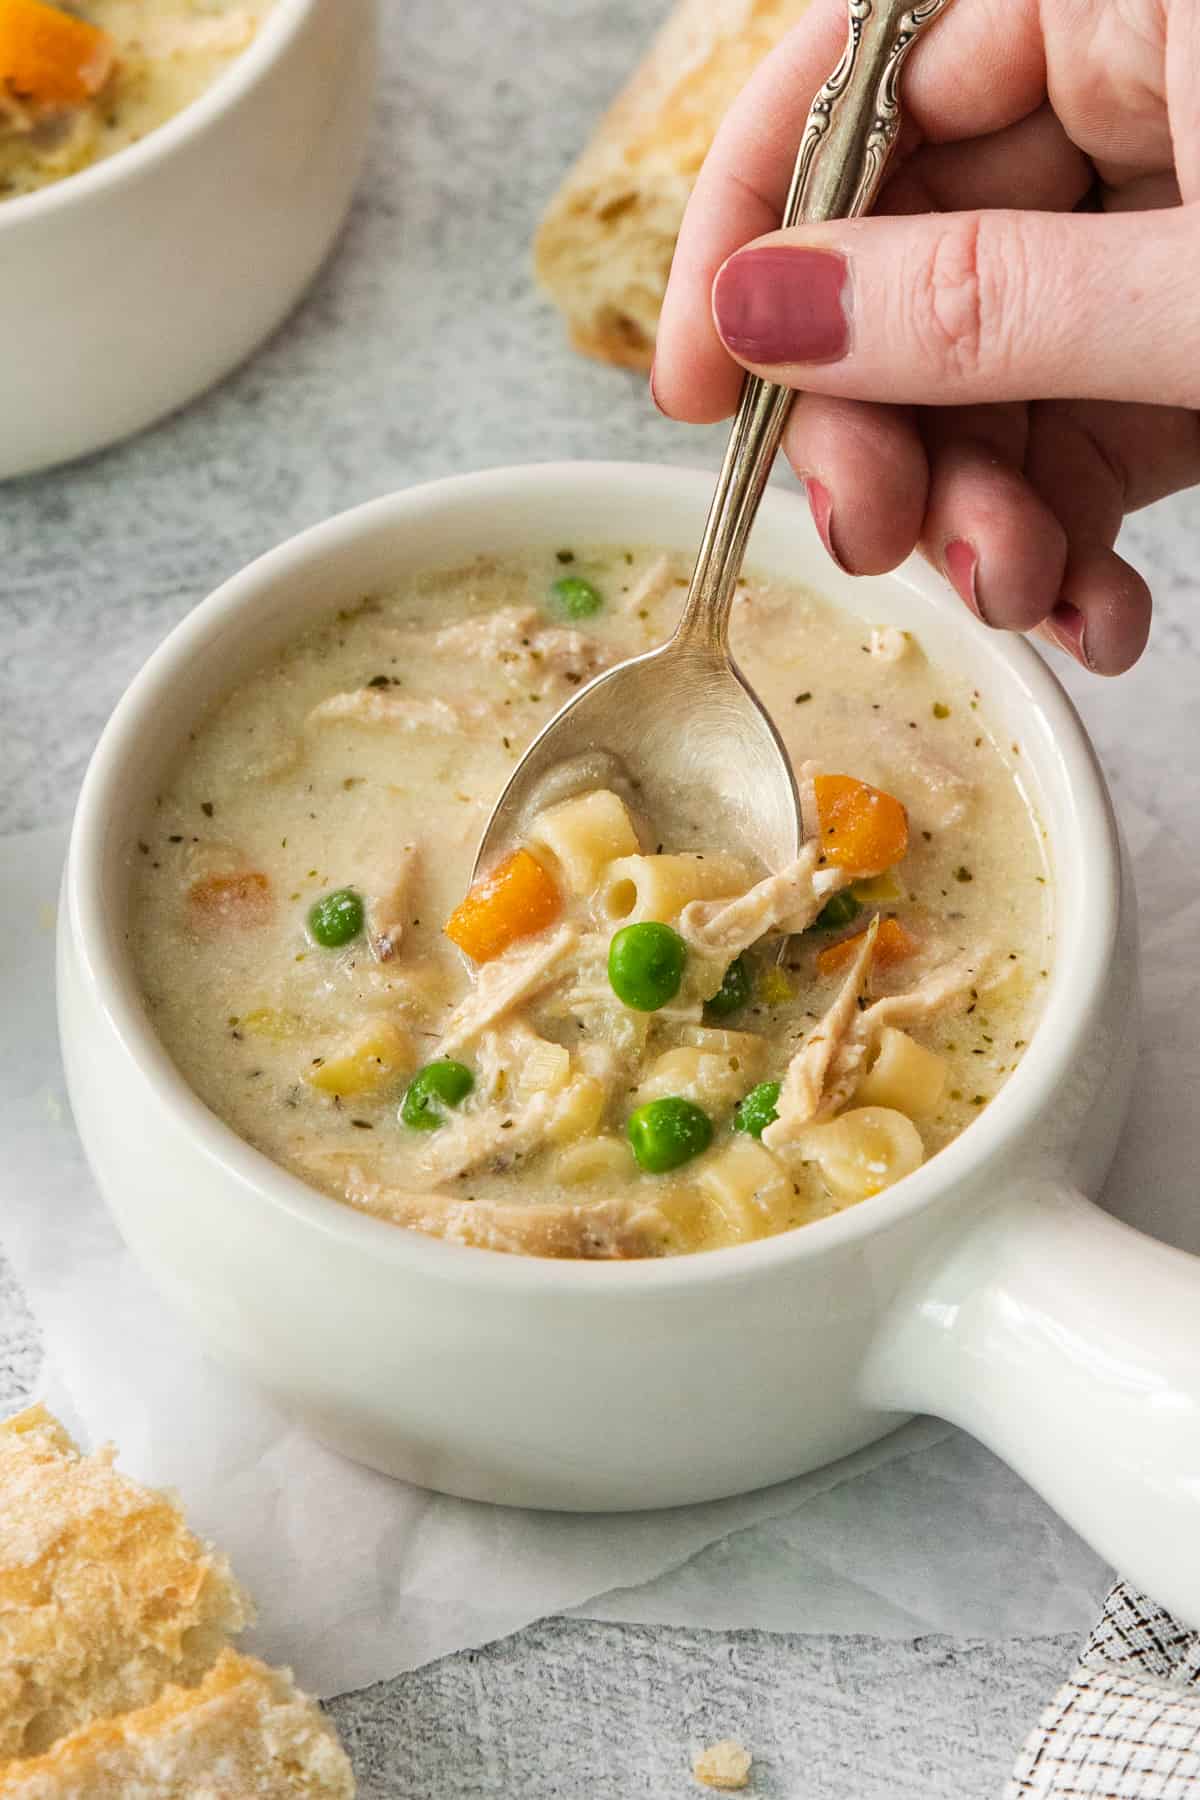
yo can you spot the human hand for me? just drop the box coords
[653,0,1200,674]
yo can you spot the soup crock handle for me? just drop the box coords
[864,1179,1200,1626]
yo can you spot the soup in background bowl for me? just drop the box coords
[0,0,375,479]
[129,544,1052,1259]
[0,0,274,200]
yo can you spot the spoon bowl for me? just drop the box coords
[473,625,803,881]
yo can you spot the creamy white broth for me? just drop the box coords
[0,1,272,201]
[129,547,1052,1258]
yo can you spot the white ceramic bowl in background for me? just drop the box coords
[59,463,1200,1626]
[0,0,376,479]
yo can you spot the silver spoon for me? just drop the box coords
[475,0,956,881]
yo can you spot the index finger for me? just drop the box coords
[654,0,1046,423]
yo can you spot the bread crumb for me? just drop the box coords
[0,1403,250,1761]
[693,1739,752,1789]
[0,1649,354,1797]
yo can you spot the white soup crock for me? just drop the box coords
[57,463,1200,1626]
[0,0,376,479]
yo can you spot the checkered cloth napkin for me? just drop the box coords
[1008,1584,1200,1797]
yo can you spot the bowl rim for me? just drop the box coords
[0,0,314,229]
[64,459,1122,1296]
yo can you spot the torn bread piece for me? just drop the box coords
[534,0,813,368]
[0,1406,250,1762]
[0,1649,353,1799]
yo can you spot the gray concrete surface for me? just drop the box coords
[4,0,1198,1792]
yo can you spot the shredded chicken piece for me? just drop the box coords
[543,981,650,1067]
[823,947,991,1115]
[678,842,851,958]
[763,922,879,1149]
[332,1166,649,1258]
[367,844,418,962]
[472,1029,510,1104]
[857,948,989,1038]
[182,838,247,886]
[246,739,302,782]
[869,720,974,830]
[677,752,915,958]
[797,759,820,824]
[422,1100,549,1180]
[653,1000,705,1028]
[574,1037,624,1087]
[306,689,475,733]
[428,606,613,686]
[424,1020,591,1178]
[765,940,990,1148]
[437,926,578,1056]
[141,12,258,55]
[731,577,796,628]
[868,626,910,662]
[348,956,454,1021]
[620,554,675,615]
[301,1141,769,1258]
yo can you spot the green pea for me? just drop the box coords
[733,1081,781,1140]
[550,575,603,619]
[627,1097,713,1174]
[608,921,686,1012]
[401,1060,474,1131]
[705,953,751,1019]
[813,890,862,932]
[308,887,364,948]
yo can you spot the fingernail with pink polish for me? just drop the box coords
[713,248,850,365]
[1044,603,1090,669]
[944,539,986,623]
[805,478,846,573]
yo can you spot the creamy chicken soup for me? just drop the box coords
[130,548,1052,1259]
[0,0,271,200]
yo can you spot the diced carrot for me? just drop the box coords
[444,849,561,963]
[813,773,909,876]
[817,916,918,978]
[187,871,272,933]
[0,0,114,105]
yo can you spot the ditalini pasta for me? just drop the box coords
[131,546,1052,1259]
[528,789,641,894]
[598,850,751,927]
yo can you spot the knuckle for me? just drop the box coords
[906,213,1027,388]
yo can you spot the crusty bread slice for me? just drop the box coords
[534,0,813,369]
[0,1405,251,1761]
[0,1650,354,1798]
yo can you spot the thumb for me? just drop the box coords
[711,205,1200,410]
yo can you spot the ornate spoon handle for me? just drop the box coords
[674,0,956,656]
